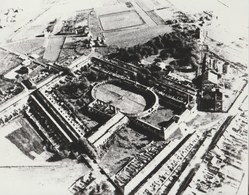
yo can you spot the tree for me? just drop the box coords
[87,71,98,81]
[160,49,169,59]
[155,36,164,49]
[188,56,199,68]
[152,71,163,79]
[80,77,90,89]
[137,72,147,84]
[131,53,142,63]
[15,66,28,74]
[150,64,162,72]
[154,58,162,63]
[166,65,174,73]
[152,46,159,55]
[76,99,85,107]
[140,67,151,75]
[192,76,202,89]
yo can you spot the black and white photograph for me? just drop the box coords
[0,0,248,194]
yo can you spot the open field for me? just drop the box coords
[104,25,172,47]
[146,10,165,25]
[168,0,248,66]
[95,3,132,16]
[43,36,65,62]
[0,117,43,166]
[135,0,172,11]
[221,71,247,112]
[155,7,175,21]
[0,159,90,195]
[6,118,44,160]
[100,126,151,176]
[11,24,45,41]
[0,48,22,75]
[206,37,248,66]
[89,10,103,38]
[99,11,145,31]
[2,37,45,55]
[93,83,147,114]
[186,112,225,130]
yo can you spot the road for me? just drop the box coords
[167,116,228,195]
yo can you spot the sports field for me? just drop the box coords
[99,11,144,31]
[93,83,147,114]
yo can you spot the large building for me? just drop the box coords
[196,49,224,112]
[112,131,202,195]
[87,112,129,155]
[25,90,87,151]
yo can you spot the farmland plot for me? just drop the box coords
[43,36,65,62]
[99,11,145,31]
[95,3,132,16]
[3,37,45,55]
[104,25,172,47]
[0,48,22,75]
[135,0,172,11]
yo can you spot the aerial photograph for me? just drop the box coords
[0,0,247,194]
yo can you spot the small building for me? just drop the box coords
[223,62,230,74]
[195,27,207,43]
[203,70,219,84]
[202,70,220,90]
[29,53,40,60]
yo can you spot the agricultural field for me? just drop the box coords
[89,10,103,38]
[154,7,176,21]
[0,48,22,75]
[0,117,45,166]
[206,37,248,68]
[95,3,133,16]
[2,37,45,55]
[104,25,172,47]
[146,10,165,25]
[5,118,44,160]
[0,159,90,195]
[10,24,45,42]
[43,36,65,62]
[134,0,172,11]
[99,11,145,31]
